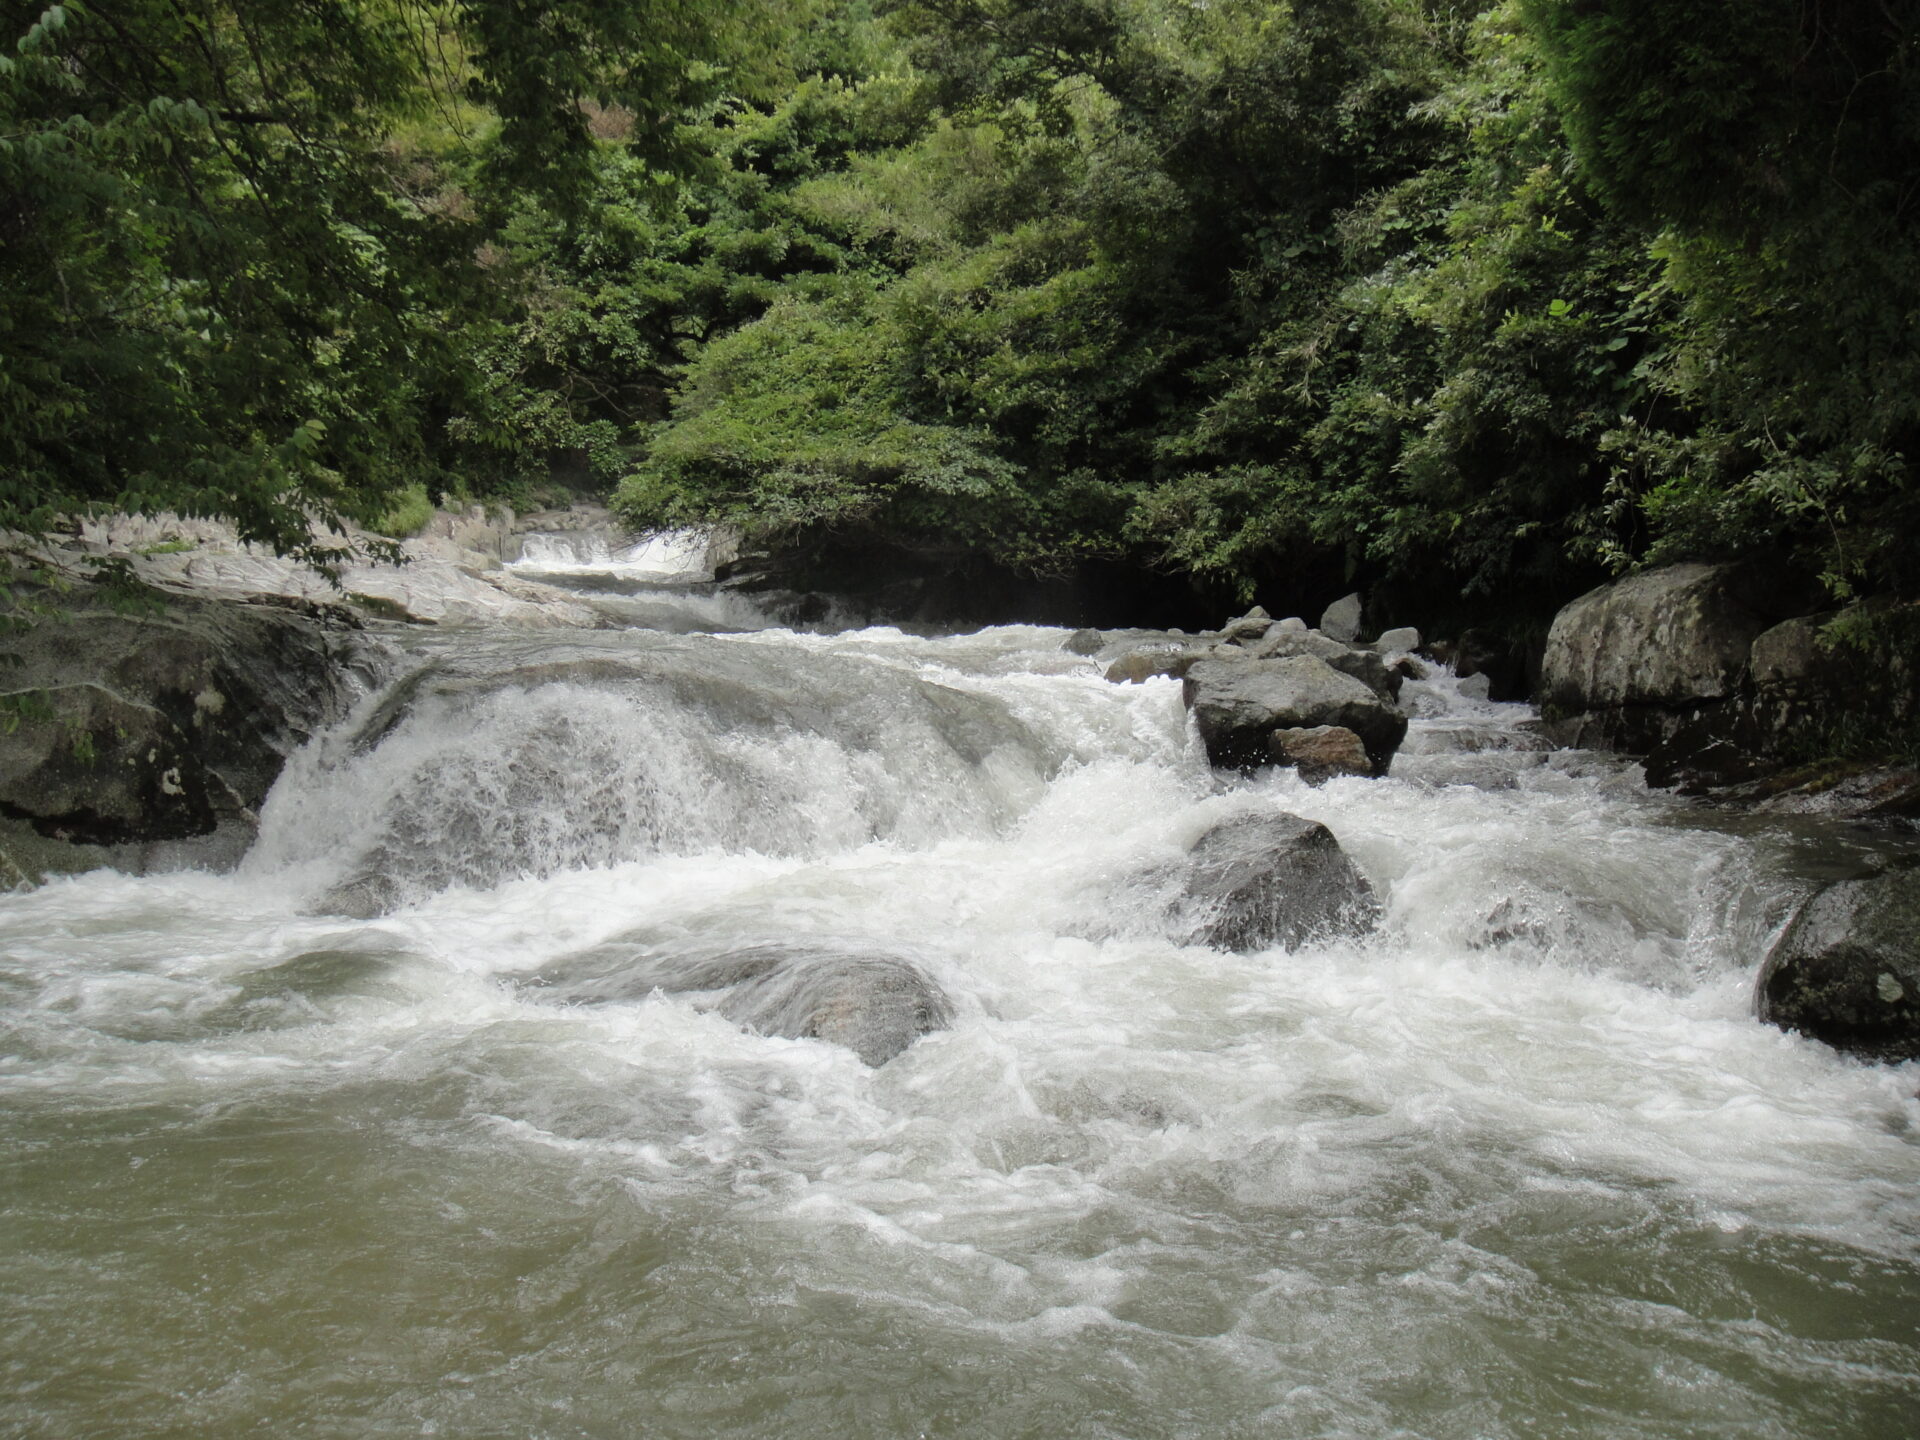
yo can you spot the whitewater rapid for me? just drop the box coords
[2,582,1916,1438]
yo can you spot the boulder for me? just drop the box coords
[521,937,953,1066]
[1063,628,1106,657]
[0,587,387,861]
[1106,648,1199,685]
[1540,565,1914,787]
[1179,812,1380,951]
[1319,593,1364,644]
[1183,655,1407,773]
[1756,862,1920,1062]
[1243,629,1401,702]
[1219,614,1274,645]
[1269,725,1372,784]
[1540,563,1809,758]
[1543,564,1772,715]
[722,954,954,1067]
[1374,627,1420,655]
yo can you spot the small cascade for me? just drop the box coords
[2,615,1916,1440]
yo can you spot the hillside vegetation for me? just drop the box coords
[4,1,1915,630]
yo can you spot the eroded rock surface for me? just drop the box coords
[0,587,389,873]
[1756,862,1920,1062]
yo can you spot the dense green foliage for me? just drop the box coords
[5,0,1918,620]
[0,0,780,559]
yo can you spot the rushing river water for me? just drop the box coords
[3,547,1918,1439]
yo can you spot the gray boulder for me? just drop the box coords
[1179,812,1380,951]
[0,587,385,866]
[721,954,954,1067]
[1374,627,1420,655]
[1540,563,1800,757]
[1219,614,1275,645]
[1183,655,1407,773]
[1756,863,1920,1062]
[1246,629,1402,702]
[1063,628,1105,657]
[520,937,953,1066]
[1320,593,1364,644]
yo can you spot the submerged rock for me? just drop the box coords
[1179,812,1379,951]
[721,954,954,1067]
[1063,628,1106,657]
[522,937,954,1066]
[1756,862,1920,1062]
[1183,655,1407,774]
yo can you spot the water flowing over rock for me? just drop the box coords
[1183,654,1407,773]
[0,587,388,874]
[1177,811,1380,950]
[522,936,953,1065]
[265,632,1058,915]
[1756,862,1920,1062]
[12,555,1920,1439]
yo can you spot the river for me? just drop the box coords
[2,541,1917,1438]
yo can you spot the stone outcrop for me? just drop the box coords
[1184,654,1407,774]
[0,586,390,877]
[1540,562,1915,789]
[1177,811,1380,951]
[1756,862,1920,1062]
[48,507,610,629]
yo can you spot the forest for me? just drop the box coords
[4,0,1917,636]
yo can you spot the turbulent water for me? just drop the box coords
[3,557,1918,1439]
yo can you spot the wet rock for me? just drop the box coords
[1374,627,1420,655]
[0,587,386,855]
[1106,649,1199,685]
[523,937,953,1066]
[1725,763,1920,821]
[1179,812,1379,951]
[1756,862,1920,1062]
[1183,655,1407,774]
[1543,564,1773,719]
[722,954,954,1066]
[1063,628,1106,657]
[1319,593,1364,644]
[1243,630,1401,702]
[1269,725,1372,784]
